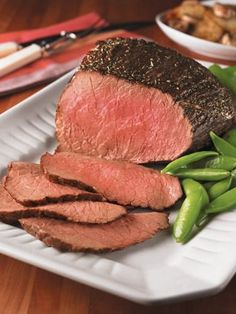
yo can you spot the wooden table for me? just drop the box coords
[0,1,235,313]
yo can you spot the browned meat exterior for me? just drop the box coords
[56,38,234,163]
[41,152,182,210]
[20,212,169,252]
[0,183,126,224]
[4,162,102,206]
[0,182,25,223]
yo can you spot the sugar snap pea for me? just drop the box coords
[171,128,236,243]
[168,168,230,181]
[184,179,209,206]
[224,66,236,76]
[205,187,236,214]
[210,131,236,158]
[173,179,209,243]
[209,64,236,95]
[205,155,236,171]
[173,197,200,243]
[208,176,232,200]
[224,128,236,147]
[161,151,218,174]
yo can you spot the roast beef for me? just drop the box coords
[4,162,102,206]
[0,183,126,224]
[56,38,234,163]
[41,152,182,210]
[20,211,169,252]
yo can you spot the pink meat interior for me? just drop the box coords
[56,71,192,163]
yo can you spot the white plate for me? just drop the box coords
[0,62,236,304]
[156,0,236,61]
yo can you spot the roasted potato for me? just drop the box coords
[192,9,224,42]
[164,1,236,46]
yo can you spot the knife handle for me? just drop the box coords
[0,42,19,58]
[0,44,42,78]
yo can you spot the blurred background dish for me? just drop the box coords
[156,0,236,61]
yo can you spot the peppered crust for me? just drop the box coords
[81,38,235,149]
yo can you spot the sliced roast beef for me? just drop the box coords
[4,162,102,206]
[56,38,234,163]
[20,211,169,252]
[0,183,126,223]
[41,152,182,210]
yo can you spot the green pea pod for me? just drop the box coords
[209,64,236,94]
[223,66,236,76]
[224,127,236,147]
[173,179,204,243]
[183,179,209,207]
[205,155,236,171]
[208,176,232,200]
[161,151,218,174]
[205,187,236,214]
[168,168,230,181]
[210,131,236,158]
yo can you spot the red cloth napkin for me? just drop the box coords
[0,13,139,96]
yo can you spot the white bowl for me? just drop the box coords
[156,0,236,61]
